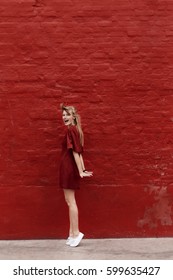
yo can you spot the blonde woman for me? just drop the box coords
[59,104,93,247]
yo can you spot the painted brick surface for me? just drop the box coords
[1,0,173,238]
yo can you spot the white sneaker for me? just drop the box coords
[66,237,74,245]
[70,232,84,247]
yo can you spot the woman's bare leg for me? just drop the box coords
[63,189,79,237]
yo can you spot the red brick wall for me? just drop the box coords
[1,0,173,238]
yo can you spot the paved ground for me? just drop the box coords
[0,238,173,260]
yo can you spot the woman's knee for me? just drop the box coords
[65,198,77,208]
[64,190,76,207]
[65,197,71,206]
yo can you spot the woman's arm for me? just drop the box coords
[72,151,83,175]
[72,151,93,178]
[79,154,85,171]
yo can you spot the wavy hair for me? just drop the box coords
[60,103,84,146]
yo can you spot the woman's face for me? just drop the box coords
[62,110,74,126]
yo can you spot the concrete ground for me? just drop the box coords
[0,238,173,260]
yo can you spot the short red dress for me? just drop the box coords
[59,125,83,189]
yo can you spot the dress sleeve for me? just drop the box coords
[66,127,83,154]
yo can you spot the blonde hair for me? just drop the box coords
[60,103,84,146]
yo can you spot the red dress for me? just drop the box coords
[59,125,83,189]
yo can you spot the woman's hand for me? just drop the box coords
[80,171,93,178]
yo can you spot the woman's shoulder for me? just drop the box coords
[68,125,80,138]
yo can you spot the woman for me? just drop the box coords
[59,104,93,247]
